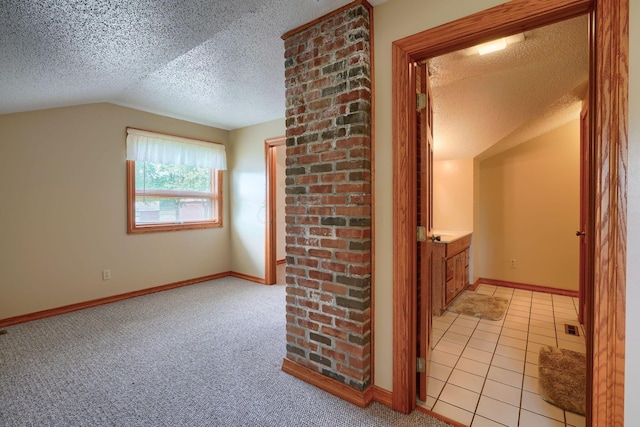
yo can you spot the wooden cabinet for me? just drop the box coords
[432,234,471,316]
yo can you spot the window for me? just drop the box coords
[126,128,226,233]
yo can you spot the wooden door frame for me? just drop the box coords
[265,136,286,285]
[391,1,628,425]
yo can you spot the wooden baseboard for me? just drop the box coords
[371,386,393,408]
[228,271,266,284]
[477,278,579,297]
[0,272,230,327]
[281,358,374,408]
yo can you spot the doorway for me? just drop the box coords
[390,0,627,425]
[265,136,286,285]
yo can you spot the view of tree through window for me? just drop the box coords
[133,161,216,225]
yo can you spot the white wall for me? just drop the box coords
[0,103,231,319]
[478,120,580,290]
[433,158,474,232]
[228,118,285,279]
[625,1,639,423]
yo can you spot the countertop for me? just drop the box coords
[431,230,472,243]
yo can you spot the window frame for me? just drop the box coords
[126,160,223,234]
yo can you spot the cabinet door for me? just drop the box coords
[456,253,465,294]
[445,278,456,304]
[446,258,455,282]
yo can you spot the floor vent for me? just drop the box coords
[565,324,579,336]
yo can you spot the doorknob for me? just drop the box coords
[576,231,586,236]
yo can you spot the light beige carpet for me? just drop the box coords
[446,291,509,320]
[538,345,586,415]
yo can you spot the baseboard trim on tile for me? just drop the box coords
[477,278,579,297]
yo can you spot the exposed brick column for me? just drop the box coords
[282,1,372,391]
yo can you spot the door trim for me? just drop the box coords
[391,0,627,424]
[265,136,286,286]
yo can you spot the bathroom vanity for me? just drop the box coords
[432,232,472,316]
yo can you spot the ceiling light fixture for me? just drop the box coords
[477,38,507,55]
[467,33,526,56]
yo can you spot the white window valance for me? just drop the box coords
[126,128,227,170]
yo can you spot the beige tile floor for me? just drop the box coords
[419,284,586,427]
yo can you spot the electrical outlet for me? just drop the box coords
[510,259,517,269]
[102,269,111,281]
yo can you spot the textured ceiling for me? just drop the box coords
[0,0,386,130]
[428,15,589,160]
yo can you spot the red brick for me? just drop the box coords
[337,364,366,382]
[296,174,319,185]
[322,195,347,205]
[286,206,306,215]
[287,287,307,297]
[335,251,370,263]
[286,266,307,277]
[296,338,319,352]
[299,299,320,310]
[308,249,332,259]
[309,184,334,194]
[297,279,320,289]
[335,318,365,335]
[309,141,334,153]
[335,89,370,104]
[297,154,320,164]
[296,237,319,247]
[322,304,348,317]
[321,151,348,162]
[309,312,333,325]
[335,183,369,193]
[321,172,346,182]
[335,206,370,216]
[287,145,306,156]
[288,125,306,136]
[286,305,307,317]
[349,264,371,275]
[310,227,333,237]
[286,324,305,337]
[297,216,319,225]
[321,326,348,340]
[335,228,370,239]
[297,195,322,205]
[286,245,307,256]
[348,194,371,205]
[321,261,347,273]
[322,282,348,296]
[308,207,333,215]
[322,348,348,363]
[310,119,333,132]
[335,341,369,358]
[349,355,372,370]
[321,239,347,249]
[309,270,333,282]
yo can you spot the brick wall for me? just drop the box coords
[282,2,372,391]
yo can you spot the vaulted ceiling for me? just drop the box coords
[0,2,587,160]
[0,0,386,130]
